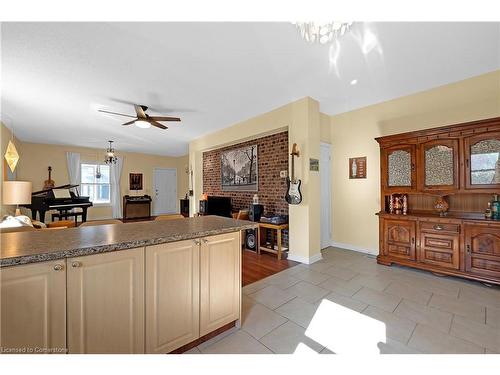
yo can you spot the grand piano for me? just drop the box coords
[22,184,93,223]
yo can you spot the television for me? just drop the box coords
[201,196,232,218]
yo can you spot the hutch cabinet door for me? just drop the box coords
[199,232,241,336]
[145,239,200,354]
[0,260,66,354]
[418,222,460,270]
[382,218,416,260]
[464,132,500,189]
[464,222,500,280]
[419,139,459,191]
[382,145,417,192]
[67,248,145,354]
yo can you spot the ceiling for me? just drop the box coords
[2,22,499,156]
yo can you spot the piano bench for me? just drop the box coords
[51,212,83,222]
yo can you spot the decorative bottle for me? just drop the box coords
[492,194,500,220]
[485,202,493,219]
[351,159,357,178]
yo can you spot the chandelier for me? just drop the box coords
[104,140,117,165]
[294,22,353,44]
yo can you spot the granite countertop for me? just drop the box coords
[0,216,257,267]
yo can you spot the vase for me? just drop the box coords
[434,196,449,216]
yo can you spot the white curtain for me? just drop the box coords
[110,156,124,218]
[66,152,81,186]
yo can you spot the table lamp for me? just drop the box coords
[2,181,32,216]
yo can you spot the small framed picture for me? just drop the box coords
[129,173,143,190]
[349,157,367,179]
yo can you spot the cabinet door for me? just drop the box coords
[1,260,66,353]
[383,219,416,260]
[200,232,241,336]
[419,226,460,270]
[67,248,145,354]
[382,145,416,192]
[464,132,500,189]
[420,139,459,191]
[464,223,500,279]
[146,239,199,354]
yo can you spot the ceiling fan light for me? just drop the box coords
[135,120,151,129]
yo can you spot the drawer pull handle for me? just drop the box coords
[53,264,64,271]
[71,261,81,268]
[433,225,444,230]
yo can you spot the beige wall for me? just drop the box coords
[329,69,500,254]
[190,98,324,263]
[0,124,188,220]
[1,122,23,216]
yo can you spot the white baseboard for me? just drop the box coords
[330,241,377,256]
[287,252,323,265]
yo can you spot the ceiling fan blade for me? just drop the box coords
[134,104,147,119]
[122,120,137,126]
[148,116,181,122]
[98,109,136,118]
[150,120,168,130]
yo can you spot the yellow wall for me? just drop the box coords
[0,123,188,220]
[1,123,23,216]
[329,70,500,254]
[190,98,324,263]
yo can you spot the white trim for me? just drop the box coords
[320,142,332,249]
[287,252,323,265]
[330,241,378,256]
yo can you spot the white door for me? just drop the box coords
[153,168,177,215]
[320,143,332,249]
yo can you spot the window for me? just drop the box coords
[80,163,111,204]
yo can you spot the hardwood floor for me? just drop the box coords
[242,249,298,286]
[80,218,297,286]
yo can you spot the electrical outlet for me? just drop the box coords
[280,170,288,178]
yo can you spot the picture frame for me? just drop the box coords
[129,173,143,191]
[221,144,258,191]
[349,157,367,179]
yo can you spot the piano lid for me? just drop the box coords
[31,184,80,196]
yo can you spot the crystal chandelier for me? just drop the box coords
[104,140,117,165]
[294,22,353,44]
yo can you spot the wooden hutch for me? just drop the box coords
[376,116,500,285]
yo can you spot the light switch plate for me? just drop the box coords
[280,170,288,178]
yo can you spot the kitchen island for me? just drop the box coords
[0,216,256,354]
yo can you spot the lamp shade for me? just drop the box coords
[2,181,32,205]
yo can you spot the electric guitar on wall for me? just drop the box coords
[285,143,302,205]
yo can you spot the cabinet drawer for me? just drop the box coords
[419,232,460,270]
[419,222,460,234]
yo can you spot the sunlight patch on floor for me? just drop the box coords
[305,299,386,354]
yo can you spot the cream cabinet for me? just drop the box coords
[200,232,241,336]
[0,260,66,354]
[67,248,145,354]
[146,239,200,354]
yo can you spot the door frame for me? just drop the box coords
[152,167,177,215]
[320,142,332,249]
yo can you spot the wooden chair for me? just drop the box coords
[232,210,249,220]
[79,219,123,227]
[154,214,185,221]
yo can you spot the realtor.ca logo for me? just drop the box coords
[1,346,67,353]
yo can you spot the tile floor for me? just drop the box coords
[186,247,500,354]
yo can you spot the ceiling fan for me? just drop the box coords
[98,104,181,130]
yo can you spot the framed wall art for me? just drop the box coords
[221,144,258,191]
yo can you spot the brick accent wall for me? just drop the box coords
[202,131,289,217]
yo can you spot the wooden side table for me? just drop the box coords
[257,222,289,260]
